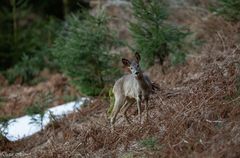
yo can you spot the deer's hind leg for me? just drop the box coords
[110,95,126,128]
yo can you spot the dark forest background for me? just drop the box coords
[0,0,89,71]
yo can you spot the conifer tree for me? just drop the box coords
[53,12,120,96]
[130,0,189,68]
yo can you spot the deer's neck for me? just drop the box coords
[135,72,148,89]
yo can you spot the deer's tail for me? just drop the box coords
[151,82,160,93]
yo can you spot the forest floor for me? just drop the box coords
[1,1,240,158]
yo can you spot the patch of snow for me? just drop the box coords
[0,97,89,142]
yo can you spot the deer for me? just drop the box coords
[109,52,158,128]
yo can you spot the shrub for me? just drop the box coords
[129,0,189,68]
[53,11,120,96]
[5,54,43,84]
[215,0,240,21]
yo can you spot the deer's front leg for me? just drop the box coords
[137,95,142,124]
[144,97,149,122]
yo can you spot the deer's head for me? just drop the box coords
[122,52,142,77]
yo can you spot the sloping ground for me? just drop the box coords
[1,11,240,157]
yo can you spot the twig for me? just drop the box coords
[69,142,83,158]
[217,32,226,52]
[206,119,223,123]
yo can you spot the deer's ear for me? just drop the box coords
[135,52,141,62]
[122,58,130,66]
